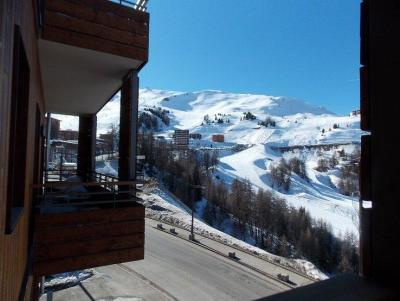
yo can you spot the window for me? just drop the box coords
[5,25,30,234]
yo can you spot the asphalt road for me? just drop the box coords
[144,219,314,287]
[41,220,296,301]
[122,222,289,300]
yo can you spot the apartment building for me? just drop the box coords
[0,0,149,300]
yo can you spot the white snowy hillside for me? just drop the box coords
[55,89,362,237]
[136,89,362,237]
[135,89,360,146]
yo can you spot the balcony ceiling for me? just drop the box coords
[39,39,142,115]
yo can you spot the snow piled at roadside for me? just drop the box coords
[138,190,328,281]
[44,270,93,292]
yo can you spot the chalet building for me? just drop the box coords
[212,134,224,143]
[174,129,189,149]
[99,132,115,153]
[99,132,114,145]
[49,140,79,163]
[46,117,60,139]
[189,133,202,140]
[0,0,149,300]
[49,139,109,164]
[56,127,79,140]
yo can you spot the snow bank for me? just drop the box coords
[44,270,93,292]
[96,160,118,177]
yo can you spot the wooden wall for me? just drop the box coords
[119,72,139,182]
[42,0,149,62]
[360,0,400,285]
[0,0,45,300]
[77,114,97,181]
[33,205,145,276]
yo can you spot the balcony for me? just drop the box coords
[37,0,149,115]
[32,176,145,276]
[32,0,146,277]
[40,0,148,61]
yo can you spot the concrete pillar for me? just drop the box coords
[77,114,96,181]
[118,71,139,182]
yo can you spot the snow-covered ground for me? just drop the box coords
[44,270,93,292]
[217,144,359,236]
[138,189,327,281]
[54,89,362,237]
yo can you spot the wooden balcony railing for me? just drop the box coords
[110,0,148,11]
[32,178,145,276]
[33,203,145,276]
[33,179,142,208]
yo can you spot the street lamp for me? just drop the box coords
[189,184,202,241]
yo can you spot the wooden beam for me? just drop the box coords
[77,114,96,181]
[35,233,144,261]
[34,204,144,228]
[119,71,139,182]
[64,0,149,22]
[34,219,144,243]
[33,247,144,276]
[42,25,147,62]
[45,1,149,36]
[44,10,148,48]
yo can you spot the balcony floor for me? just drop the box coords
[40,264,170,301]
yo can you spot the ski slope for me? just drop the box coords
[217,144,359,236]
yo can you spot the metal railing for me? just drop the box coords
[33,179,141,209]
[93,171,119,183]
[35,0,147,34]
[110,0,148,11]
[45,167,143,183]
[37,168,145,209]
[45,168,78,182]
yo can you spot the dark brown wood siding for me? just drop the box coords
[33,205,145,276]
[0,0,45,300]
[360,0,400,285]
[42,0,149,61]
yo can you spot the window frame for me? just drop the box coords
[5,25,31,234]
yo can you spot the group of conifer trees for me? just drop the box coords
[138,133,359,274]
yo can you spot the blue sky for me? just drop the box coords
[140,0,360,115]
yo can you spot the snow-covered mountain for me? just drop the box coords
[136,89,360,146]
[55,89,362,237]
[56,88,360,146]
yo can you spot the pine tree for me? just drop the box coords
[329,153,339,168]
[278,235,290,257]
